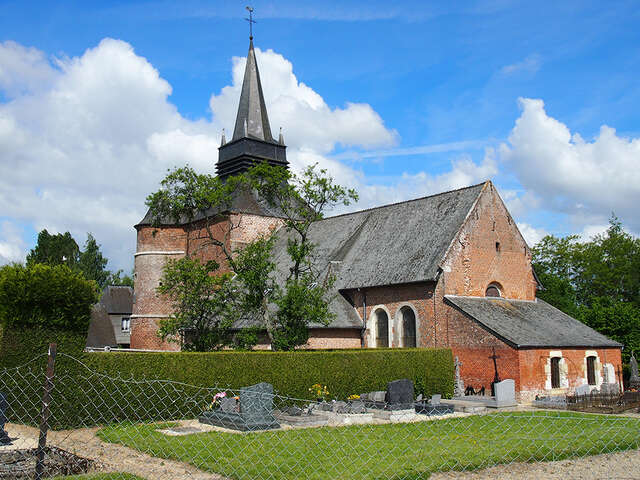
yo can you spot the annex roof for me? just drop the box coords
[444,295,622,348]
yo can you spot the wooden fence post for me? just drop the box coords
[35,343,57,480]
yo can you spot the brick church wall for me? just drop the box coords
[131,213,284,350]
[518,347,623,403]
[440,182,537,300]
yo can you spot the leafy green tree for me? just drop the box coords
[156,257,237,351]
[532,216,640,361]
[146,162,358,351]
[107,269,134,287]
[78,233,110,288]
[26,230,80,268]
[0,263,99,331]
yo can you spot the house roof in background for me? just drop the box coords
[99,285,133,315]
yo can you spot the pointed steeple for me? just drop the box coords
[217,35,288,181]
[232,38,274,142]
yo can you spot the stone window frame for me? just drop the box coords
[369,306,392,349]
[583,350,603,388]
[485,282,503,298]
[545,350,569,390]
[394,303,419,348]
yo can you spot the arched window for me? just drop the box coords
[485,283,502,297]
[375,310,389,348]
[551,357,561,389]
[587,356,597,385]
[401,307,417,348]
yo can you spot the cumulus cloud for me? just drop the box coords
[516,222,548,247]
[0,220,26,265]
[500,98,640,232]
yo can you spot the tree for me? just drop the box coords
[156,258,237,351]
[0,263,99,332]
[26,230,80,268]
[107,269,134,287]
[146,162,358,351]
[78,233,110,288]
[532,216,640,361]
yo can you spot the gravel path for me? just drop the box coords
[4,423,228,480]
[431,448,640,479]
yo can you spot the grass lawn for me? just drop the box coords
[52,475,144,480]
[97,411,640,480]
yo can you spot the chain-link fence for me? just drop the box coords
[1,345,639,480]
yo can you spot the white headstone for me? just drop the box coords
[493,379,516,407]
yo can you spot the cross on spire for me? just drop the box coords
[245,6,256,40]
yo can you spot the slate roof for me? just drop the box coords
[136,187,286,227]
[99,286,133,315]
[271,182,486,291]
[444,295,622,348]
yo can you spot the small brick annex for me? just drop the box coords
[131,181,624,402]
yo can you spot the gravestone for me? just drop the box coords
[0,392,11,445]
[350,400,366,414]
[493,379,516,407]
[332,401,348,413]
[199,382,280,431]
[600,383,620,395]
[630,353,640,389]
[385,379,414,410]
[575,384,591,396]
[430,394,442,406]
[219,397,238,414]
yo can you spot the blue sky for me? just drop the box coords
[0,0,639,271]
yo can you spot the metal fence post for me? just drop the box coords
[35,342,57,480]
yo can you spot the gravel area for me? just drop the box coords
[431,448,640,479]
[4,423,228,480]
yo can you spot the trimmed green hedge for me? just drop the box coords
[0,327,453,429]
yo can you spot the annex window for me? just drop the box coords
[551,357,561,389]
[587,356,597,385]
[121,317,131,333]
[375,310,389,348]
[401,307,417,348]
[485,283,502,297]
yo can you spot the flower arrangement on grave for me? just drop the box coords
[205,391,227,411]
[309,383,330,402]
[347,394,360,401]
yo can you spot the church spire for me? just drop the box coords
[231,37,273,142]
[216,11,288,181]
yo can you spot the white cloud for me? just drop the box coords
[500,54,541,76]
[517,222,548,247]
[500,98,640,233]
[0,220,26,265]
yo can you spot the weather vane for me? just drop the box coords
[245,6,256,40]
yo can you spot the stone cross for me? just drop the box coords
[489,348,501,397]
[454,356,465,397]
[630,352,640,389]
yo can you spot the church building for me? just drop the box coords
[131,37,623,402]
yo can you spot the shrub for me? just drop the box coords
[0,263,99,332]
[0,328,453,429]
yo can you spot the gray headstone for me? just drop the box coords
[430,394,442,406]
[415,394,423,402]
[454,356,465,397]
[284,405,303,416]
[0,392,11,445]
[333,401,348,413]
[600,383,620,395]
[493,379,516,406]
[575,384,591,396]
[350,400,366,414]
[385,379,414,409]
[371,391,386,403]
[219,397,238,414]
[240,382,274,417]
